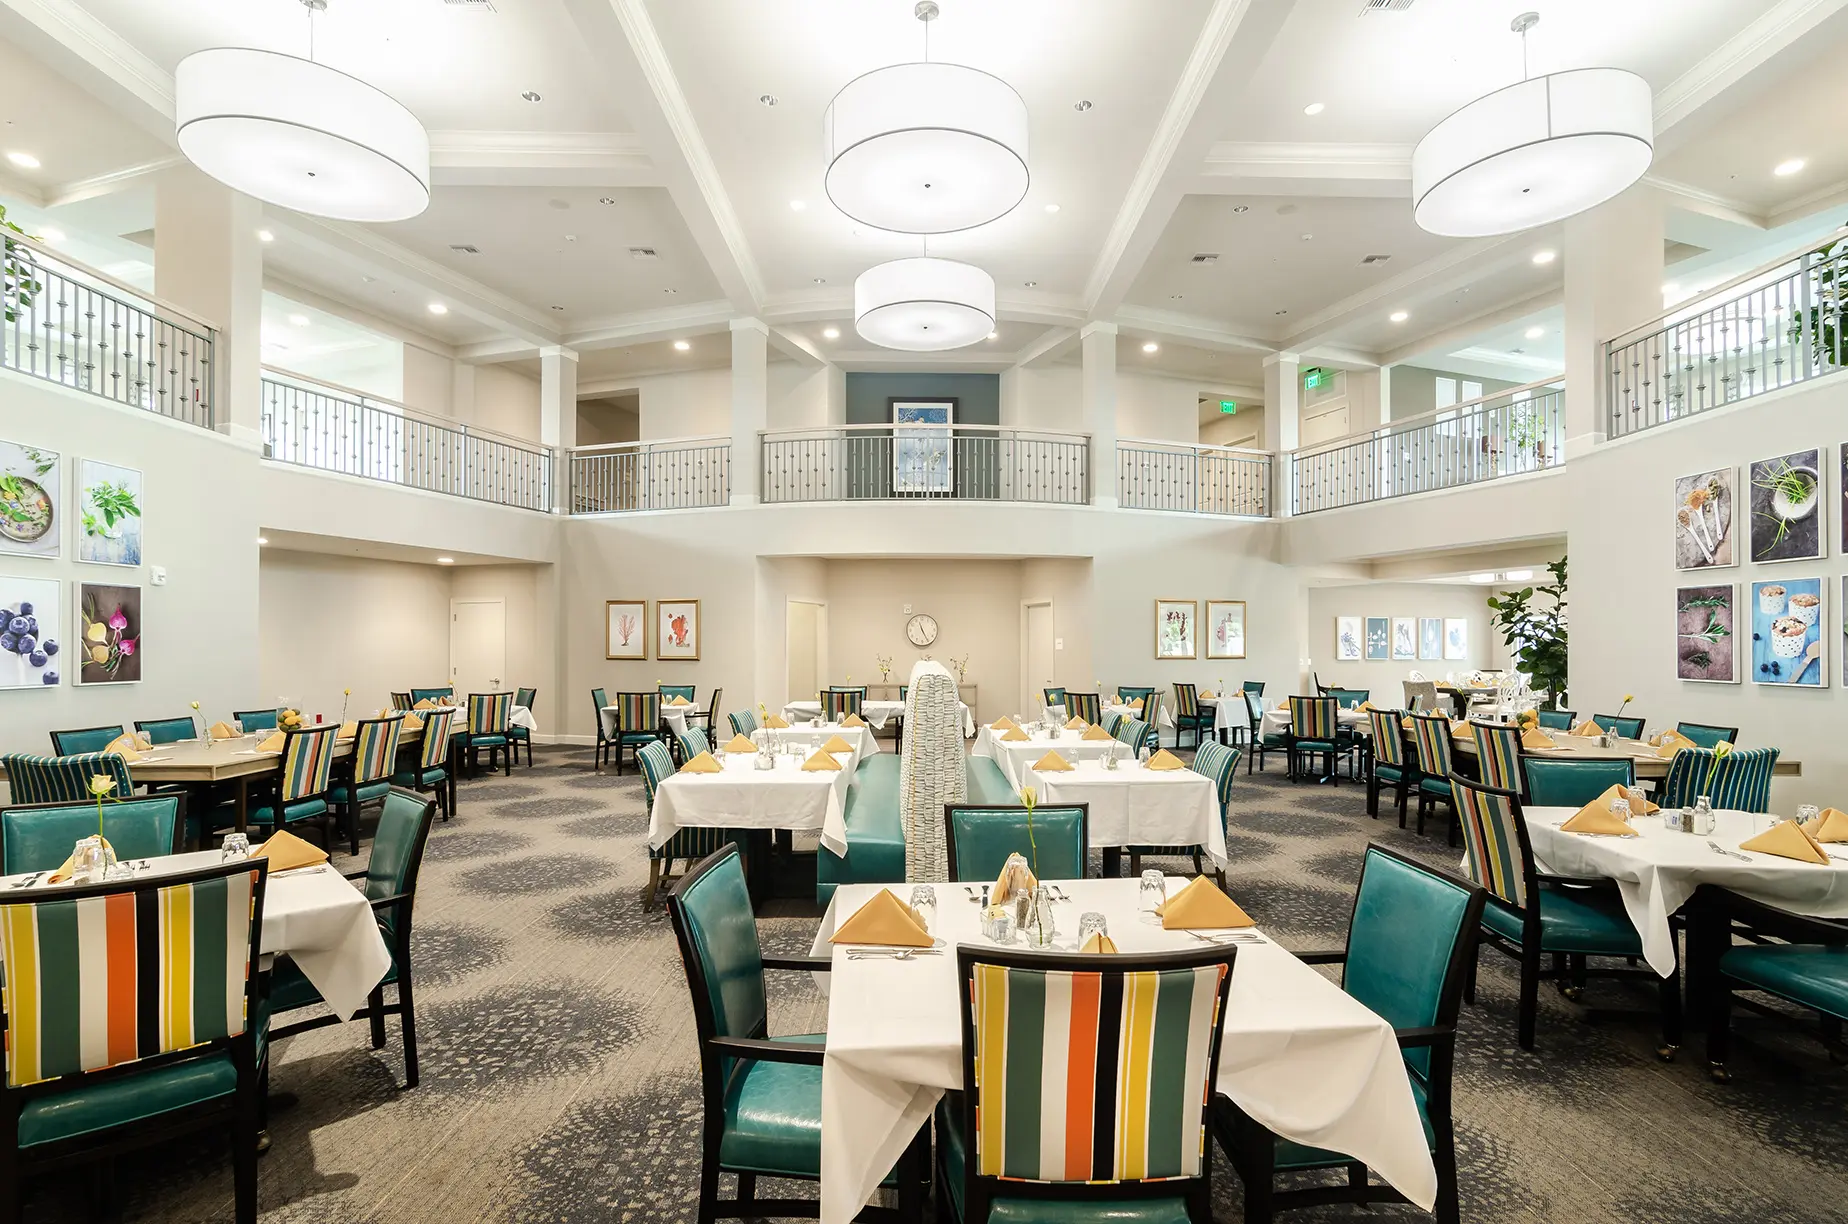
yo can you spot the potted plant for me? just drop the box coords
[0,205,42,324]
[1486,557,1568,710]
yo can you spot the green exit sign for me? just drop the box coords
[1218,400,1238,414]
[1302,367,1328,390]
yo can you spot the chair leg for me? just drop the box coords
[645,859,662,911]
[1432,1119,1461,1224]
[348,801,361,857]
[233,1090,260,1224]
[398,972,420,1088]
[1128,853,1142,877]
[368,985,387,1050]
[1463,944,1479,1004]
[1519,943,1542,1050]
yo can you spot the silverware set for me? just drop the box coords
[8,872,45,889]
[963,883,1073,903]
[1707,841,1752,861]
[1187,931,1266,945]
[845,948,943,961]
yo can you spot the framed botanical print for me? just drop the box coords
[1364,617,1390,661]
[1751,577,1825,686]
[605,599,646,660]
[1204,600,1246,659]
[1674,467,1735,569]
[1443,618,1469,661]
[1391,617,1416,661]
[0,438,60,560]
[1675,584,1737,683]
[1418,617,1442,660]
[1155,599,1196,659]
[76,582,140,684]
[75,458,142,567]
[656,599,700,661]
[0,575,60,688]
[1747,448,1824,564]
[1335,616,1362,661]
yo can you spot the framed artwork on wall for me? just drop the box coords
[1364,617,1390,661]
[1674,466,1735,569]
[1205,600,1246,659]
[1675,584,1738,683]
[656,599,700,661]
[1418,617,1442,660]
[891,399,955,496]
[1747,448,1824,564]
[1751,577,1825,686]
[1843,576,1847,687]
[1391,617,1416,660]
[76,582,140,685]
[0,575,61,689]
[0,438,60,560]
[1335,616,1362,661]
[75,458,143,567]
[1155,599,1196,659]
[1841,444,1847,555]
[1443,618,1469,660]
[605,599,647,659]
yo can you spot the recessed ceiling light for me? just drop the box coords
[1774,158,1806,177]
[427,302,448,315]
[36,227,64,244]
[598,196,616,205]
[1531,249,1556,265]
[1142,342,1159,353]
[1231,205,1249,214]
[287,313,309,326]
[1389,310,1409,322]
[759,94,778,106]
[1525,326,1544,339]
[437,556,455,564]
[1303,102,1325,116]
[1044,203,1060,213]
[1300,233,1313,241]
[1073,100,1092,112]
[257,537,269,546]
[822,327,840,339]
[674,340,691,351]
[1023,280,1037,288]
[1469,572,1497,584]
[257,229,275,243]
[1503,568,1534,581]
[790,199,806,211]
[5,151,39,169]
[812,276,826,284]
[520,90,542,103]
[551,305,565,311]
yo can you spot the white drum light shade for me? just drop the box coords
[175,48,431,223]
[825,63,1028,234]
[854,258,995,351]
[1412,67,1652,238]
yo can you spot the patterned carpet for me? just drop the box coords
[40,743,1848,1223]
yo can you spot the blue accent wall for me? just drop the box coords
[844,373,1000,425]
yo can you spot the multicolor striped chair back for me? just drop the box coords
[637,740,676,809]
[959,948,1234,1185]
[0,752,135,804]
[1288,696,1338,741]
[390,692,414,711]
[467,691,513,736]
[1367,710,1407,767]
[352,716,405,786]
[1408,713,1455,778]
[1449,775,1531,912]
[1172,683,1200,718]
[1658,746,1780,814]
[1192,740,1241,812]
[1064,692,1101,724]
[1470,721,1523,793]
[729,709,758,738]
[820,689,863,721]
[677,726,711,760]
[0,860,265,1087]
[1101,711,1125,738]
[614,691,660,736]
[279,725,339,804]
[417,708,456,770]
[1113,717,1156,756]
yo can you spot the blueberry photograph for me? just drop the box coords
[1751,576,1825,686]
[0,576,60,689]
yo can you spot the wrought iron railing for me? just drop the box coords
[1289,379,1565,515]
[1606,228,1848,438]
[1,230,215,426]
[760,424,1089,504]
[260,371,552,511]
[1117,440,1271,516]
[569,437,731,513]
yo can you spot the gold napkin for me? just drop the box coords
[763,714,790,729]
[1080,931,1119,954]
[830,889,933,947]
[402,714,423,732]
[1571,719,1603,738]
[1521,728,1556,751]
[991,716,1019,732]
[1600,784,1657,815]
[841,713,867,728]
[255,732,286,754]
[252,829,328,872]
[1158,877,1256,929]
[678,751,723,774]
[1128,698,1144,711]
[1401,717,1416,730]
[802,750,842,772]
[1655,729,1695,752]
[822,734,855,755]
[723,734,757,753]
[48,837,115,884]
[1560,803,1636,837]
[1739,820,1830,865]
[1450,720,1472,740]
[671,695,693,706]
[1146,748,1185,771]
[1064,716,1088,730]
[1001,728,1030,742]
[1082,724,1114,742]
[1357,701,1375,712]
[208,721,239,740]
[415,698,438,710]
[1801,808,1848,843]
[103,733,142,762]
[1034,751,1073,772]
[1199,690,1215,700]
[337,721,359,740]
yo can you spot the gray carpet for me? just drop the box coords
[41,744,1848,1223]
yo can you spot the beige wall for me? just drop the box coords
[1200,404,1264,449]
[1305,582,1499,700]
[1022,558,1094,698]
[631,368,733,439]
[451,563,547,712]
[1116,371,1201,444]
[402,348,540,443]
[474,363,541,441]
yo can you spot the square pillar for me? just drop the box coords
[1081,322,1118,508]
[731,318,769,504]
[1564,184,1664,448]
[540,346,578,514]
[154,166,263,443]
[1262,351,1300,516]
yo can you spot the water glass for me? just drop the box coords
[1078,911,1108,943]
[1139,869,1166,920]
[220,832,251,861]
[1610,796,1631,823]
[908,884,938,935]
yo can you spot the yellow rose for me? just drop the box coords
[87,774,115,797]
[190,701,200,710]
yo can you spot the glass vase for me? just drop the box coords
[1020,885,1057,949]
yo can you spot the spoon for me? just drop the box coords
[1789,641,1823,685]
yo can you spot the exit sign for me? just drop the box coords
[1302,367,1328,389]
[1218,400,1238,414]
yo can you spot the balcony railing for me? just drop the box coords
[2,230,215,427]
[760,424,1089,505]
[1117,440,1271,517]
[1289,379,1565,515]
[260,371,552,511]
[569,437,731,513]
[1607,227,1848,438]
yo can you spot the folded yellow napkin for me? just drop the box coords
[1655,729,1695,752]
[763,714,790,729]
[994,858,1037,905]
[49,836,115,884]
[1128,698,1144,711]
[208,720,239,741]
[1602,783,1657,815]
[1145,748,1185,771]
[255,732,286,754]
[991,716,1018,731]
[671,695,693,706]
[337,721,359,740]
[1401,716,1416,730]
[402,714,423,732]
[103,733,142,762]
[1521,728,1556,751]
[1572,719,1604,738]
[1034,750,1073,772]
[1080,931,1120,954]
[1560,802,1636,837]
[802,750,842,772]
[841,713,867,728]
[1199,690,1215,700]
[1158,877,1255,929]
[1739,820,1829,865]
[1450,720,1472,740]
[829,889,933,947]
[1801,808,1848,843]
[252,829,328,872]
[1065,716,1087,730]
[1082,724,1114,742]
[1357,701,1375,712]
[415,698,438,710]
[1001,727,1030,742]
[678,751,722,774]
[722,733,756,753]
[822,734,855,755]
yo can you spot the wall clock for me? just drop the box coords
[905,613,939,647]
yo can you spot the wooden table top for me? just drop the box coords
[1449,730,1801,780]
[0,722,463,785]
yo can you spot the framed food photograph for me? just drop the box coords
[605,599,647,660]
[0,438,60,560]
[1748,448,1824,564]
[1443,618,1469,661]
[1751,577,1825,686]
[1364,617,1390,661]
[1155,599,1196,659]
[1841,444,1848,555]
[656,599,700,661]
[1204,600,1246,659]
[1843,576,1847,687]
[1674,466,1735,569]
[1419,617,1442,660]
[1335,616,1362,661]
[75,458,142,567]
[75,582,140,685]
[0,575,61,689]
[1675,584,1737,683]
[1391,617,1417,660]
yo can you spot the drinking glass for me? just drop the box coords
[1078,911,1108,943]
[1798,804,1820,828]
[981,907,1016,943]
[1139,869,1166,920]
[221,832,251,861]
[1610,796,1631,823]
[908,884,938,935]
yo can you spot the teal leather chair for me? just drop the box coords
[666,845,922,1223]
[269,789,435,1087]
[508,686,536,767]
[0,859,267,1223]
[1535,708,1575,731]
[591,687,614,770]
[134,716,198,745]
[1675,721,1738,750]
[48,725,123,754]
[1240,681,1266,696]
[1,794,183,873]
[391,708,456,823]
[1041,686,1066,712]
[659,684,696,705]
[330,715,405,855]
[1522,757,1634,809]
[1128,738,1241,885]
[1213,844,1486,1224]
[409,687,453,705]
[1,751,134,804]
[1705,890,1848,1080]
[1326,688,1370,709]
[944,804,1087,883]
[233,709,279,732]
[1245,689,1282,775]
[1658,746,1780,813]
[1590,712,1645,739]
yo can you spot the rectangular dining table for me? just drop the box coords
[1022,756,1227,869]
[783,700,977,739]
[1451,729,1802,782]
[969,725,1121,789]
[754,723,880,771]
[811,877,1438,1224]
[647,751,856,856]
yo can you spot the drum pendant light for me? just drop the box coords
[854,257,996,352]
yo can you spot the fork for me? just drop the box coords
[8,872,45,889]
[1707,840,1751,862]
[846,948,941,961]
[1186,930,1264,945]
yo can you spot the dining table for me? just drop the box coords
[1044,700,1177,730]
[811,877,1438,1224]
[1022,755,1227,869]
[1451,729,1803,782]
[970,723,1122,789]
[783,699,977,739]
[755,723,880,771]
[647,750,856,857]
[1257,704,1371,740]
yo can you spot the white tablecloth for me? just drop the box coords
[758,724,880,772]
[812,877,1436,1224]
[1206,696,1250,736]
[599,702,701,739]
[431,704,537,734]
[0,851,390,1020]
[648,753,854,855]
[1257,706,1370,739]
[785,700,976,739]
[971,726,1122,789]
[1524,807,1848,976]
[1046,701,1176,729]
[1025,757,1227,863]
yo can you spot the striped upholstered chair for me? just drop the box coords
[0,859,268,1223]
[1470,721,1524,797]
[1172,683,1213,749]
[330,715,405,855]
[1112,715,1158,758]
[1450,773,1679,1055]
[675,726,712,761]
[819,688,863,722]
[247,723,341,849]
[937,943,1236,1224]
[1407,713,1461,844]
[728,709,759,738]
[1657,746,1779,813]
[610,691,663,776]
[464,691,515,778]
[1365,709,1417,826]
[0,751,135,804]
[1127,738,1242,886]
[1100,710,1126,738]
[1062,691,1102,725]
[1285,696,1341,784]
[639,740,736,910]
[391,707,456,822]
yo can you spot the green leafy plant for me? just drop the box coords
[1788,235,1848,369]
[1485,557,1568,709]
[0,204,42,324]
[81,480,140,538]
[1751,457,1817,552]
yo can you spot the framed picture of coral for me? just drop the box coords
[656,599,700,661]
[1675,584,1737,683]
[605,599,646,660]
[75,582,140,685]
[1673,466,1734,569]
[75,458,143,567]
[1364,617,1390,661]
[1391,617,1417,661]
[1751,577,1825,686]
[1419,617,1442,660]
[1155,599,1196,660]
[0,438,60,560]
[1444,618,1469,661]
[0,576,61,689]
[1335,616,1362,661]
[1204,600,1246,659]
[1748,448,1824,564]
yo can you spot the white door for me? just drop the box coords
[787,601,823,703]
[1023,602,1054,714]
[451,599,506,697]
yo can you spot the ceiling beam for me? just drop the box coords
[766,326,826,369]
[43,156,185,208]
[427,131,659,188]
[1646,175,1767,230]
[1197,142,1412,199]
[0,0,176,142]
[1377,288,1561,369]
[1112,305,1276,355]
[1279,232,1535,353]
[1012,326,1079,370]
[1652,0,1848,146]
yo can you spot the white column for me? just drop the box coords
[1262,350,1300,516]
[539,346,578,514]
[1563,183,1663,448]
[1080,321,1118,508]
[154,166,263,443]
[1378,364,1394,422]
[730,318,770,504]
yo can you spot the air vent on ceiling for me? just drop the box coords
[1190,253,1219,265]
[1359,0,1414,12]
[449,244,480,255]
[629,247,659,261]
[443,0,496,9]
[1360,254,1391,265]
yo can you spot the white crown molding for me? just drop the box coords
[1111,305,1276,354]
[1,0,175,138]
[1012,327,1080,370]
[1280,232,1530,352]
[1644,175,1768,230]
[44,156,186,208]
[427,130,659,187]
[1202,142,1413,179]
[263,275,461,357]
[1653,0,1848,137]
[1768,176,1848,230]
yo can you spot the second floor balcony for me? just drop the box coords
[759,424,1090,506]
